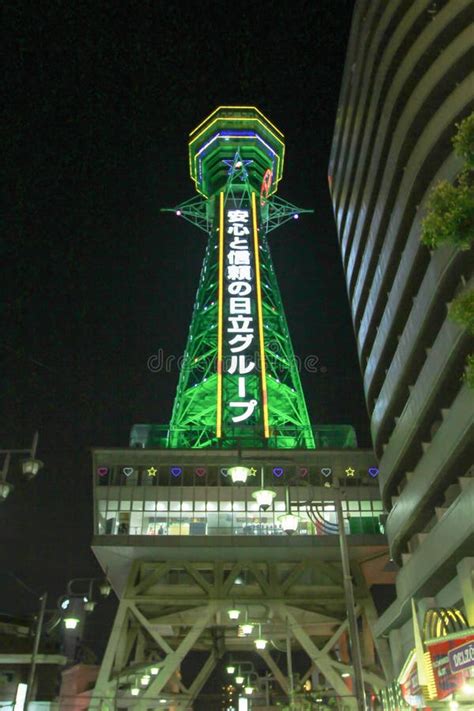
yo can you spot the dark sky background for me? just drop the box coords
[2,0,369,653]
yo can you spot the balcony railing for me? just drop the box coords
[129,423,358,450]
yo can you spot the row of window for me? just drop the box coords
[96,502,384,537]
[97,497,384,513]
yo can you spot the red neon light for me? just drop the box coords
[260,168,273,206]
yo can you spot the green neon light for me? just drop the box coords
[147,108,319,449]
[187,107,285,198]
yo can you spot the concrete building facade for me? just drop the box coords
[329,0,474,698]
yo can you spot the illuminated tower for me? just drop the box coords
[91,108,391,711]
[138,107,315,450]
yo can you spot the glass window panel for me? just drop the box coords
[170,501,180,512]
[181,501,193,512]
[206,502,218,511]
[98,501,106,512]
[232,501,245,511]
[372,501,383,511]
[361,501,371,511]
[144,501,156,511]
[195,501,205,511]
[119,500,131,511]
[156,501,168,512]
[130,512,143,535]
[220,501,232,512]
[132,501,143,511]
[107,500,118,511]
[275,501,286,511]
[348,501,359,511]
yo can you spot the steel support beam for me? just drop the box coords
[257,649,289,695]
[276,604,357,709]
[130,603,218,710]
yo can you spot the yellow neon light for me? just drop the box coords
[189,117,284,160]
[189,106,284,139]
[216,191,224,438]
[189,136,284,196]
[251,191,269,438]
[188,116,285,184]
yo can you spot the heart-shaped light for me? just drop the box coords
[171,466,182,478]
[97,467,108,477]
[220,468,228,477]
[123,467,134,477]
[299,467,308,477]
[368,467,379,478]
[321,467,332,477]
[273,467,284,478]
[195,467,206,477]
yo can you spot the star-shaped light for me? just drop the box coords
[249,467,257,475]
[147,466,158,477]
[222,158,253,179]
[345,467,355,477]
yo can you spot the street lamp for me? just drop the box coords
[63,615,80,630]
[279,487,299,534]
[66,576,112,616]
[228,466,251,484]
[60,597,82,630]
[252,488,276,510]
[0,479,13,501]
[98,579,112,597]
[240,623,254,636]
[0,433,43,502]
[254,623,268,649]
[252,467,276,510]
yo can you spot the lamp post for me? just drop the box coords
[57,577,111,662]
[24,593,47,711]
[0,432,43,501]
[332,480,367,711]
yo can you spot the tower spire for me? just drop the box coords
[162,107,314,449]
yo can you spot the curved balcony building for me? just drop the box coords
[329,0,474,680]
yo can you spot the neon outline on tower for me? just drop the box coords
[159,107,316,449]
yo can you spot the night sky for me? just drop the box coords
[2,0,367,652]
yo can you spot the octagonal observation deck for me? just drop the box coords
[188,105,285,197]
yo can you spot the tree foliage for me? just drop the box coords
[453,112,474,170]
[421,175,474,250]
[421,113,474,388]
[449,289,474,334]
[421,111,474,251]
[465,354,474,389]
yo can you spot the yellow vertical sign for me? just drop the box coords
[216,191,224,438]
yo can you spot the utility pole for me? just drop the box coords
[334,483,367,711]
[25,592,47,711]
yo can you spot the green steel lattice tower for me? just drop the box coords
[154,107,315,450]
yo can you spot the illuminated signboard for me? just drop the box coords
[217,192,269,438]
[426,632,474,700]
